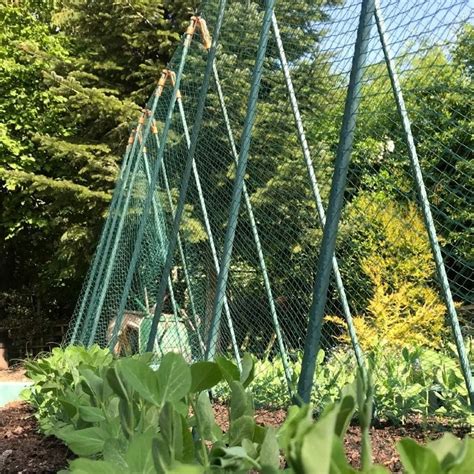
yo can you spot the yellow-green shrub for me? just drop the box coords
[332,193,446,350]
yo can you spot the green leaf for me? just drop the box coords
[153,434,172,473]
[229,415,255,445]
[166,463,205,474]
[104,396,120,420]
[58,397,78,420]
[230,381,253,421]
[334,391,356,437]
[125,431,157,474]
[190,361,222,392]
[181,419,195,463]
[259,427,280,469]
[118,397,141,437]
[56,426,109,456]
[240,353,255,388]
[450,438,474,473]
[210,445,256,470]
[242,438,258,459]
[102,438,128,469]
[173,400,189,417]
[216,356,240,385]
[115,358,159,405]
[284,401,343,474]
[195,391,220,441]
[278,404,313,454]
[159,402,184,462]
[140,405,161,432]
[253,425,267,444]
[157,353,191,404]
[106,366,130,402]
[79,367,104,401]
[426,433,464,469]
[397,439,442,474]
[299,414,336,474]
[330,437,358,474]
[68,458,125,474]
[78,405,106,423]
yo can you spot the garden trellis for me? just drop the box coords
[67,0,473,411]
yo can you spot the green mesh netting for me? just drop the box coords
[66,0,473,411]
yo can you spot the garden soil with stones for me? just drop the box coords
[0,401,471,473]
[0,402,72,473]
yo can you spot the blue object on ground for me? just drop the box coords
[0,381,32,407]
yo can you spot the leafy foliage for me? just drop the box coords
[214,343,473,425]
[0,0,194,353]
[349,30,473,305]
[25,347,281,473]
[333,193,446,350]
[24,347,474,473]
[1,0,471,370]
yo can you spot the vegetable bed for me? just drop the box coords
[3,346,472,473]
[0,402,470,473]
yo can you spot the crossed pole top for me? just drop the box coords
[186,15,212,50]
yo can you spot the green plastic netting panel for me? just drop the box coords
[65,0,473,414]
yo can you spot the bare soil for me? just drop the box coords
[0,367,29,382]
[0,402,72,473]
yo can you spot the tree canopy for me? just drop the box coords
[0,0,471,357]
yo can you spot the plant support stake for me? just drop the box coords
[176,90,242,368]
[69,133,134,344]
[86,93,163,347]
[205,0,276,361]
[374,0,474,409]
[271,12,365,375]
[155,128,206,356]
[212,62,293,391]
[146,0,228,352]
[106,26,196,350]
[81,114,147,345]
[109,145,185,355]
[297,0,376,404]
